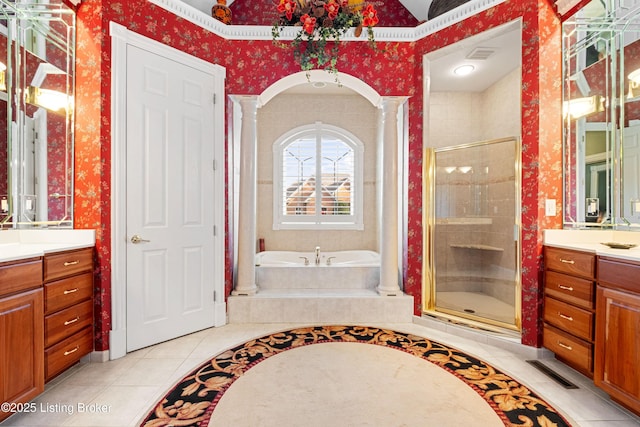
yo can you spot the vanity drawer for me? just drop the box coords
[45,299,93,347]
[598,257,640,294]
[544,247,595,279]
[544,296,594,341]
[0,258,42,297]
[45,326,93,382]
[44,273,93,314]
[543,324,593,376]
[44,248,93,282]
[545,270,595,309]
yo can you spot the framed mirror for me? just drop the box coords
[0,0,75,228]
[562,0,640,229]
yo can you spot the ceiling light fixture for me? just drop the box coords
[453,64,475,76]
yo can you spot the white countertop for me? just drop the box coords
[0,230,95,263]
[544,229,640,262]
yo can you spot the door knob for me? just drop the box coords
[131,234,150,244]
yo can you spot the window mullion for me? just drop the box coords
[315,131,322,223]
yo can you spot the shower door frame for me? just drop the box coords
[422,137,522,332]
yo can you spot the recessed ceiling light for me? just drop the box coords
[312,81,327,89]
[453,65,475,76]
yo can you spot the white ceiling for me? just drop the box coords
[179,1,520,93]
[425,20,521,92]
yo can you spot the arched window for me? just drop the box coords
[273,122,364,230]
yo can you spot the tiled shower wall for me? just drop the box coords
[256,94,378,252]
[428,67,522,148]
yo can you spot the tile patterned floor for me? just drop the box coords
[1,319,639,427]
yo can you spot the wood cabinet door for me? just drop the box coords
[0,289,44,422]
[595,286,640,414]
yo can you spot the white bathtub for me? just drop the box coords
[255,250,380,291]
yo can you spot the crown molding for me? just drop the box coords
[149,0,506,42]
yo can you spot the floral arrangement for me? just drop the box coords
[272,0,379,75]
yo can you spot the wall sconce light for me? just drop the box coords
[628,68,640,99]
[458,166,473,174]
[563,95,604,119]
[0,62,6,92]
[25,86,72,113]
[443,166,456,174]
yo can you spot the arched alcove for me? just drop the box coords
[257,70,382,108]
[230,71,406,298]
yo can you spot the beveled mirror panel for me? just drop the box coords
[563,0,640,229]
[0,0,75,227]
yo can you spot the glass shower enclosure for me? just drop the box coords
[424,138,521,330]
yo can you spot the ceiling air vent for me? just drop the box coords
[466,47,496,60]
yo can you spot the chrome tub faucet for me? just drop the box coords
[315,246,321,265]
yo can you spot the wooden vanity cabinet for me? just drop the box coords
[595,256,640,415]
[43,248,94,382]
[542,246,596,377]
[0,258,44,423]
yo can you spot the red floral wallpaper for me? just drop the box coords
[74,0,560,351]
[229,0,420,27]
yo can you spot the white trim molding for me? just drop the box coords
[149,0,507,42]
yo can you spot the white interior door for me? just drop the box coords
[125,44,216,351]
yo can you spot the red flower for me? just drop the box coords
[277,0,297,21]
[300,14,316,34]
[361,4,378,27]
[324,0,340,19]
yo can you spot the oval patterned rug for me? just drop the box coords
[140,325,572,427]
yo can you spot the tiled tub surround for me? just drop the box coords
[255,250,380,292]
[229,249,412,324]
[0,230,96,262]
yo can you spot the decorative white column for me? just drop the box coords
[232,96,259,296]
[378,97,404,296]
